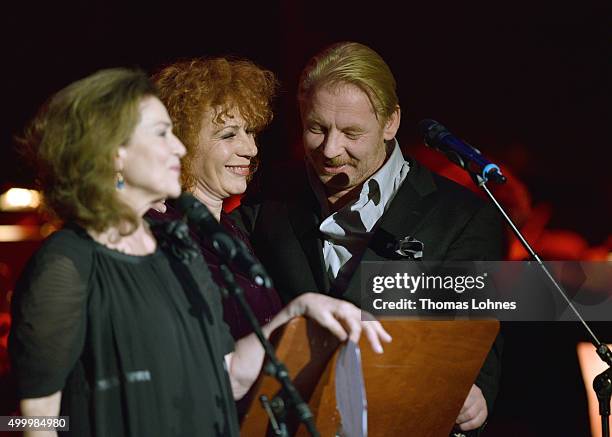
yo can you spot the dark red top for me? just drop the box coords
[147,204,283,340]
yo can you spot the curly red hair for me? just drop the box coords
[153,57,277,191]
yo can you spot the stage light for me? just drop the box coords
[0,188,41,211]
[0,225,42,242]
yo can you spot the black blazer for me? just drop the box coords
[237,157,505,414]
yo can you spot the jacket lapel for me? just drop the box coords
[341,159,439,303]
[287,187,331,293]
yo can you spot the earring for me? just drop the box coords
[116,172,125,190]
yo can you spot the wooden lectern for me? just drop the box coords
[241,318,499,436]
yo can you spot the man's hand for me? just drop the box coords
[455,384,487,431]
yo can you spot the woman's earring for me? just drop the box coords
[116,172,125,190]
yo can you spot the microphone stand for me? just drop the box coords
[217,263,320,437]
[473,172,612,437]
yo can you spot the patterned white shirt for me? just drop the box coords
[307,140,410,289]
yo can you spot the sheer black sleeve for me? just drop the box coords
[9,229,92,399]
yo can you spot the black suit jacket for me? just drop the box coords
[237,157,504,414]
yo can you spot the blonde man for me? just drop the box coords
[239,42,503,435]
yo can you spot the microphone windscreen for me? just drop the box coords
[418,119,439,133]
[418,119,448,149]
[175,192,198,212]
[174,192,212,224]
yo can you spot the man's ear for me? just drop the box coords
[383,106,401,141]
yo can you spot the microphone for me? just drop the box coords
[418,119,506,184]
[175,193,272,288]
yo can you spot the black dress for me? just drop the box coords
[9,223,239,437]
[147,205,284,420]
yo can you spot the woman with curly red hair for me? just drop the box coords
[150,57,392,420]
[150,55,391,361]
[151,57,283,341]
[155,57,276,195]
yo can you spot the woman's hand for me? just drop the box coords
[20,391,61,437]
[288,292,392,353]
[225,292,391,399]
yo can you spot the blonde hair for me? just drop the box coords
[298,42,398,121]
[20,68,156,232]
